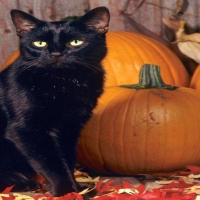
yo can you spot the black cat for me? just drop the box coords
[0,7,110,197]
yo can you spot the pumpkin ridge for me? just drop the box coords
[113,32,153,69]
[122,88,138,173]
[93,95,116,172]
[109,89,131,173]
[126,34,160,64]
[104,32,147,85]
[178,91,192,166]
[180,93,196,163]
[104,33,122,85]
[98,88,128,173]
[80,134,92,168]
[79,122,97,170]
[143,91,151,172]
[105,58,118,85]
[160,95,168,171]
[111,32,145,63]
[178,89,200,165]
[144,89,166,172]
[190,65,200,89]
[95,107,106,172]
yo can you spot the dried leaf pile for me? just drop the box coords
[2,166,200,199]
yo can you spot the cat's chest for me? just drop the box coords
[26,73,88,103]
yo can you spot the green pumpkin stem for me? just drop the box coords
[121,64,178,90]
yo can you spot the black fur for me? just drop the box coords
[0,7,109,197]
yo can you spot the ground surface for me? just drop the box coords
[1,166,200,199]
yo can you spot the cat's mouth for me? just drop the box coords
[48,57,66,67]
[51,61,65,67]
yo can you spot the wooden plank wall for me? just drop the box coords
[0,0,199,68]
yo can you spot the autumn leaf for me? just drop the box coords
[175,0,189,16]
[172,20,200,63]
[13,193,34,200]
[1,185,14,194]
[155,180,174,185]
[186,165,200,173]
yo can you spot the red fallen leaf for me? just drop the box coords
[186,165,200,173]
[1,195,15,200]
[59,192,83,200]
[32,193,53,199]
[170,192,197,199]
[161,179,195,189]
[121,181,136,189]
[134,184,145,194]
[94,193,139,200]
[95,179,116,194]
[1,185,15,194]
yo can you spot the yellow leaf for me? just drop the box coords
[0,194,10,200]
[196,195,200,200]
[176,33,200,43]
[76,176,100,183]
[155,180,174,185]
[79,184,96,195]
[177,41,200,63]
[185,185,200,194]
[174,19,200,63]
[74,170,89,177]
[188,174,200,179]
[13,193,34,200]
[118,188,139,194]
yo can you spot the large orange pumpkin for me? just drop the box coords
[190,64,200,90]
[1,32,189,87]
[77,64,200,174]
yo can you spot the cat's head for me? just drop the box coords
[10,7,110,69]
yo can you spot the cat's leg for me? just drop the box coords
[0,172,41,192]
[5,128,78,197]
[0,139,41,192]
[54,127,91,199]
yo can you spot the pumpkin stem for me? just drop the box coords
[121,64,178,90]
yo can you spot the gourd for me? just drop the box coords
[190,65,200,90]
[77,64,200,174]
[1,32,189,87]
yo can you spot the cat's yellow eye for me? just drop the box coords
[69,39,83,46]
[33,41,47,48]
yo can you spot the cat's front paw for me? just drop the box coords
[8,179,42,193]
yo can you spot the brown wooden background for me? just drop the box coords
[0,0,199,68]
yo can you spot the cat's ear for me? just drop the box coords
[11,10,40,36]
[80,7,110,34]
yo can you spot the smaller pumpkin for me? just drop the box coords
[190,64,200,90]
[78,64,200,175]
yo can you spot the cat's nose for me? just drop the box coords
[50,52,62,58]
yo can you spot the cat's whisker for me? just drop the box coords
[73,59,103,74]
[15,60,40,77]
